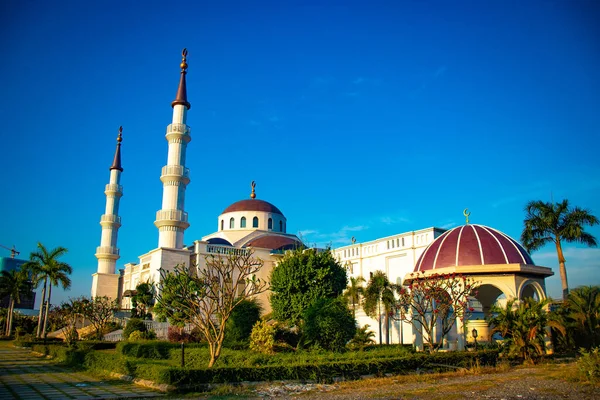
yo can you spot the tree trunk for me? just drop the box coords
[377,299,383,345]
[36,278,47,338]
[8,299,15,337]
[385,313,390,345]
[555,240,569,300]
[42,284,52,338]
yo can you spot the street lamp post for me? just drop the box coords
[472,328,478,351]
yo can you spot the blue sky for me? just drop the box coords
[1,0,599,306]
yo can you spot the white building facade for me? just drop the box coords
[333,228,446,344]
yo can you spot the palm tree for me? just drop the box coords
[0,268,30,336]
[343,276,365,318]
[488,298,565,364]
[521,199,598,300]
[22,243,72,338]
[363,270,399,344]
[565,285,600,349]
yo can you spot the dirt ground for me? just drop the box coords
[190,361,600,399]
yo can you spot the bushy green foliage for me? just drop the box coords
[224,298,262,347]
[270,248,347,325]
[128,329,156,341]
[576,347,600,384]
[123,318,147,339]
[558,286,600,350]
[303,297,356,351]
[487,298,564,363]
[348,324,376,350]
[31,343,84,365]
[250,320,276,354]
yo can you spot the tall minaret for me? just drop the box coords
[155,48,192,248]
[92,127,124,299]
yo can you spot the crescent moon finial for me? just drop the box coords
[250,181,256,199]
[463,208,471,224]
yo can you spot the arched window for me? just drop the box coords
[240,217,246,228]
[268,218,273,230]
[279,220,283,232]
[252,216,259,228]
[220,220,224,230]
[229,217,235,229]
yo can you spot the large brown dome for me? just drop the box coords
[415,224,534,272]
[222,199,284,216]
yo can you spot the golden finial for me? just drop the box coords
[250,181,256,199]
[117,126,123,143]
[180,48,188,71]
[463,208,471,224]
[351,236,356,244]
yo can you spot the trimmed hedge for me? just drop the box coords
[117,341,206,359]
[31,344,85,366]
[82,347,498,388]
[149,350,499,386]
[14,338,63,348]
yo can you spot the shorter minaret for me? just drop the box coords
[92,127,124,299]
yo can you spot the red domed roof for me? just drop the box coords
[415,224,534,272]
[222,199,284,216]
[245,235,302,250]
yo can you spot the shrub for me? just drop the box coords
[167,326,203,343]
[303,297,356,352]
[128,329,156,341]
[224,298,262,347]
[348,324,376,350]
[123,318,147,339]
[576,347,600,384]
[250,320,276,354]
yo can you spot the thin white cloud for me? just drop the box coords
[380,216,410,225]
[440,221,457,229]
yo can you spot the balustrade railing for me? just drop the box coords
[96,246,120,256]
[155,209,189,222]
[206,245,249,256]
[161,165,190,179]
[105,184,123,193]
[100,214,121,224]
[166,123,191,136]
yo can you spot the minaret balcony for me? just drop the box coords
[166,123,191,144]
[105,184,124,195]
[95,246,120,256]
[161,165,191,185]
[100,214,122,226]
[155,209,190,229]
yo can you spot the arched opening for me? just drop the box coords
[520,281,543,301]
[220,220,224,231]
[268,218,273,230]
[474,284,507,317]
[229,217,235,229]
[279,220,283,232]
[240,216,246,228]
[252,216,259,228]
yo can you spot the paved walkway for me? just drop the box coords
[0,346,163,400]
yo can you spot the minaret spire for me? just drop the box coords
[155,49,192,249]
[110,126,123,171]
[171,48,191,110]
[92,127,124,300]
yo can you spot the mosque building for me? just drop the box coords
[91,49,554,347]
[91,49,302,313]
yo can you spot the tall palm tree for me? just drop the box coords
[521,199,598,300]
[0,268,30,336]
[343,276,365,318]
[22,243,72,338]
[363,270,399,344]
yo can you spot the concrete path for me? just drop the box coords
[0,346,163,400]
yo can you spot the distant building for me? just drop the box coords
[0,257,36,310]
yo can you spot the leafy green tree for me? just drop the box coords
[344,276,366,318]
[487,298,565,364]
[80,296,119,340]
[363,270,399,345]
[348,324,376,350]
[303,297,356,352]
[224,298,262,346]
[155,250,268,368]
[130,282,155,320]
[270,248,347,325]
[22,243,72,338]
[123,318,147,339]
[0,268,30,336]
[521,199,598,300]
[56,298,85,345]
